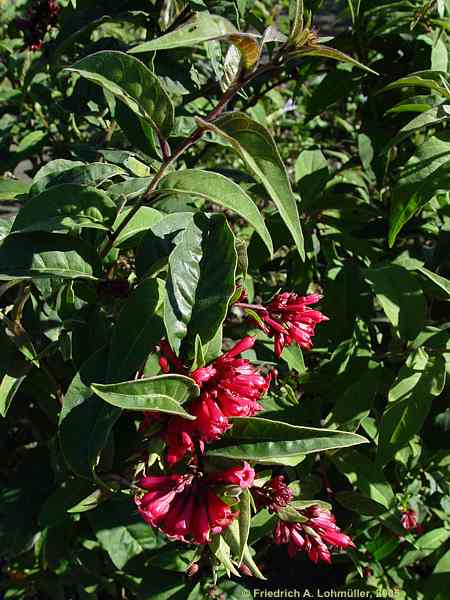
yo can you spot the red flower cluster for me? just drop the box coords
[135,463,254,544]
[134,290,352,568]
[251,477,354,564]
[256,292,328,358]
[235,292,327,358]
[274,505,355,563]
[16,0,60,51]
[153,336,270,465]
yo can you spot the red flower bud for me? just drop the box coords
[401,509,418,531]
[239,564,253,577]
[252,476,293,512]
[186,563,199,577]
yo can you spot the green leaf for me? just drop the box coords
[277,504,308,523]
[0,217,14,242]
[385,104,450,151]
[207,417,368,464]
[389,132,450,245]
[380,70,450,97]
[89,494,166,570]
[38,479,98,527]
[0,373,28,417]
[294,148,330,204]
[329,364,388,431]
[123,569,187,600]
[109,177,153,202]
[0,178,30,200]
[334,491,387,516]
[59,348,120,479]
[130,12,237,52]
[364,265,427,340]
[31,160,85,191]
[332,450,395,509]
[290,499,332,511]
[417,266,450,298]
[434,548,450,573]
[115,103,162,159]
[209,534,241,577]
[192,334,206,371]
[280,342,305,373]
[11,184,117,234]
[389,160,450,245]
[388,348,429,403]
[0,233,100,281]
[287,45,378,75]
[66,51,174,137]
[15,130,47,154]
[248,509,277,544]
[237,542,266,580]
[378,351,446,464]
[424,547,450,599]
[221,490,251,565]
[146,545,198,573]
[30,163,126,195]
[111,206,163,248]
[200,113,305,260]
[91,375,199,418]
[107,278,165,381]
[399,528,450,568]
[290,0,304,41]
[156,170,273,255]
[164,213,237,354]
[135,212,195,278]
[237,490,251,564]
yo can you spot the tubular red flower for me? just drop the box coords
[164,418,197,466]
[135,467,251,544]
[162,337,269,464]
[273,505,355,564]
[136,474,192,527]
[189,392,231,442]
[401,509,417,531]
[209,462,255,489]
[221,336,257,359]
[250,292,328,358]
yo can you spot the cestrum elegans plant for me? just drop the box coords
[0,0,382,592]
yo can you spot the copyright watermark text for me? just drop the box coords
[246,588,400,599]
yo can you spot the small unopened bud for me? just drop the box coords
[186,563,199,577]
[239,564,252,577]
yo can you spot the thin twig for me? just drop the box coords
[100,63,276,258]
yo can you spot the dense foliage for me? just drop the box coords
[1,0,450,598]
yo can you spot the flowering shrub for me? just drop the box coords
[1,1,450,599]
